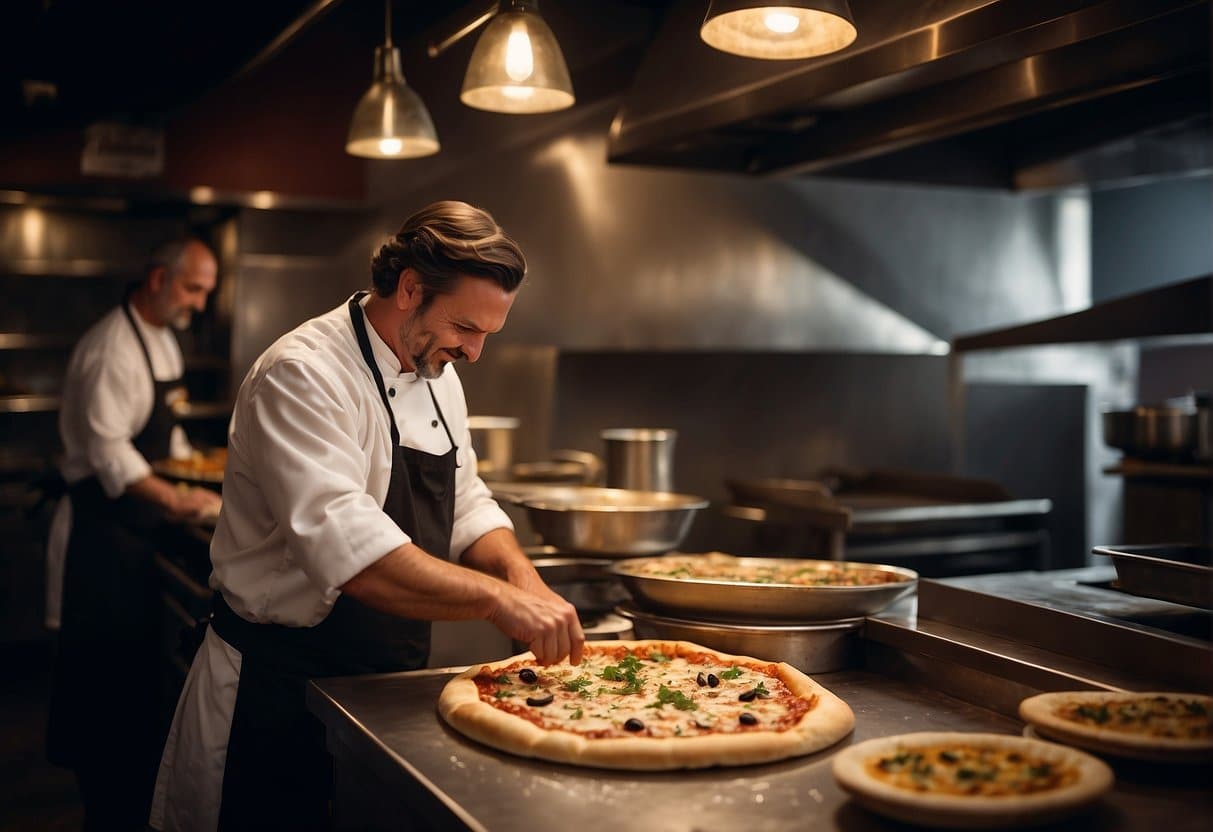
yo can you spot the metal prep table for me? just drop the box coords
[307,666,1211,832]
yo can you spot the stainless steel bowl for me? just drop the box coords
[612,555,917,621]
[493,485,708,557]
[1101,406,1196,458]
[615,603,863,673]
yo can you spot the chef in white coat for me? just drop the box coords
[46,237,222,830]
[151,201,583,831]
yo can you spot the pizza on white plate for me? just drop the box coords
[437,639,854,770]
[1019,691,1213,763]
[832,732,1113,829]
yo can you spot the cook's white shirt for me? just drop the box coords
[46,304,193,628]
[209,295,512,627]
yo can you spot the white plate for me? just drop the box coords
[831,731,1113,829]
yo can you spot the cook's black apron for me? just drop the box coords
[47,302,187,830]
[211,293,457,830]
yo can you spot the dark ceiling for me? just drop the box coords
[0,1,520,134]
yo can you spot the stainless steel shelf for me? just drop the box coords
[0,258,139,278]
[0,332,76,350]
[0,395,59,413]
[953,275,1212,352]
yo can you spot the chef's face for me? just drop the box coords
[397,271,516,379]
[152,242,218,330]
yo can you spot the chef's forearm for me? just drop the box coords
[125,473,186,514]
[460,527,540,586]
[339,541,506,621]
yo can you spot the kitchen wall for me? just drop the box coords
[362,102,1092,563]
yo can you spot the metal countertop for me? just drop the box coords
[308,668,1211,832]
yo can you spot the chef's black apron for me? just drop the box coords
[211,293,457,830]
[47,302,187,830]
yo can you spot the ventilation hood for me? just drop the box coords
[607,0,1211,189]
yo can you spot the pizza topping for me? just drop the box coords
[1057,696,1212,739]
[519,668,538,684]
[867,744,1077,796]
[629,553,907,587]
[471,646,815,739]
[739,713,759,726]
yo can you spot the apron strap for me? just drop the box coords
[425,382,460,466]
[121,302,158,382]
[347,293,401,448]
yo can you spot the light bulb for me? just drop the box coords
[764,9,800,34]
[504,26,534,82]
[378,138,403,155]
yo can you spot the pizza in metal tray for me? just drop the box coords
[437,639,854,770]
[1019,691,1213,763]
[832,732,1113,829]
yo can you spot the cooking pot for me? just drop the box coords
[492,484,707,557]
[467,416,519,480]
[1101,406,1196,458]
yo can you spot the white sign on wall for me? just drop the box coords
[81,122,165,178]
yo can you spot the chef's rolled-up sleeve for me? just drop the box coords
[80,351,153,498]
[246,359,408,593]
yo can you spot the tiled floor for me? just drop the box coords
[1,640,84,832]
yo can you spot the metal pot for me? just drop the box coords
[493,484,708,556]
[1101,406,1195,458]
[602,428,677,492]
[467,416,519,480]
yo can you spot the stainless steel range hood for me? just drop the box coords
[607,0,1211,189]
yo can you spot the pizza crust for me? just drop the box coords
[437,639,854,770]
[1019,691,1213,763]
[831,732,1113,829]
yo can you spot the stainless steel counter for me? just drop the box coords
[307,668,1211,832]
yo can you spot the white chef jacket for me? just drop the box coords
[45,304,193,629]
[151,296,511,832]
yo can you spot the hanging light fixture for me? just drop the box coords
[460,0,574,114]
[700,1,857,60]
[346,0,439,158]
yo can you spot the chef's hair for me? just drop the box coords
[146,237,211,283]
[370,201,526,304]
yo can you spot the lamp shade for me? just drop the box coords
[461,0,574,114]
[346,45,440,159]
[700,0,857,60]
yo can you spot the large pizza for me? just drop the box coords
[437,639,854,770]
[1019,691,1213,762]
[623,552,909,586]
[832,732,1113,829]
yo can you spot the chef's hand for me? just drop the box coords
[170,486,222,522]
[487,583,584,667]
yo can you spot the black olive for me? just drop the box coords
[739,689,758,702]
[624,718,645,732]
[739,713,758,726]
[696,672,707,687]
[526,693,554,707]
[707,673,720,688]
[518,668,537,684]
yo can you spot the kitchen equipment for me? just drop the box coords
[492,484,707,556]
[510,449,602,485]
[1101,406,1197,459]
[601,428,677,492]
[467,416,519,480]
[615,603,862,674]
[1093,544,1213,609]
[612,556,917,621]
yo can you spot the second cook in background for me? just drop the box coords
[151,200,583,832]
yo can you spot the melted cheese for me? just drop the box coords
[865,744,1078,796]
[1058,696,1212,739]
[475,648,811,739]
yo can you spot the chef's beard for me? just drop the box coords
[170,310,192,331]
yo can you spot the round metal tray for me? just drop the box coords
[615,603,862,674]
[611,555,917,621]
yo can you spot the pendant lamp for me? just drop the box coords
[700,1,857,60]
[346,0,440,158]
[460,0,574,114]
